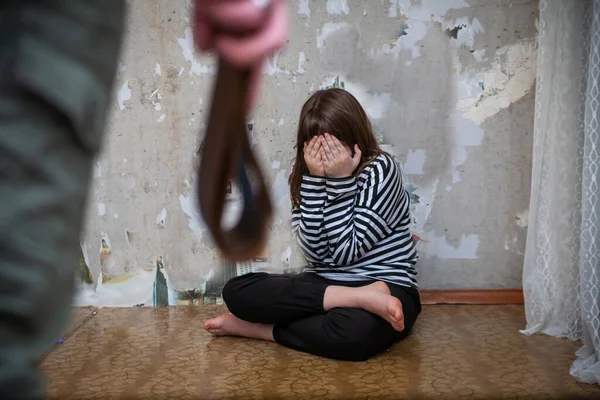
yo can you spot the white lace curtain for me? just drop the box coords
[522,0,600,384]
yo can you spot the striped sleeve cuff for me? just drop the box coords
[326,176,357,201]
[300,175,327,200]
[302,174,326,186]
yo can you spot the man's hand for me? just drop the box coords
[304,136,325,176]
[320,133,362,178]
[194,0,288,110]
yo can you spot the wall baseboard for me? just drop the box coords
[420,289,524,305]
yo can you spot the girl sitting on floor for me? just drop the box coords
[204,88,421,361]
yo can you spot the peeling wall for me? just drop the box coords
[77,0,537,306]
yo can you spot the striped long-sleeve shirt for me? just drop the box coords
[291,153,419,289]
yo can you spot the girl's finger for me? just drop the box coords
[323,135,335,156]
[312,139,322,156]
[334,137,346,154]
[307,138,315,156]
[306,136,316,153]
[325,133,341,157]
[351,145,363,169]
[322,142,333,160]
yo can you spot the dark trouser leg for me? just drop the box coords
[222,272,329,325]
[273,284,422,361]
[0,1,125,399]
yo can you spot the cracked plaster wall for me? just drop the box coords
[77,0,538,306]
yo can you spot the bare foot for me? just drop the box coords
[323,282,404,331]
[203,314,274,341]
[204,313,240,336]
[364,281,391,295]
[358,287,405,332]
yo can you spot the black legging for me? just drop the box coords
[222,272,421,361]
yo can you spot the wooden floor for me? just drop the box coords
[43,305,600,399]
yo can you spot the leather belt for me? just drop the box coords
[197,58,273,262]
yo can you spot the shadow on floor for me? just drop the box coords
[43,305,600,399]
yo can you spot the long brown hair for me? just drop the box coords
[289,88,384,208]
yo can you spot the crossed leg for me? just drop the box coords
[204,272,420,361]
